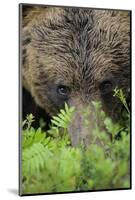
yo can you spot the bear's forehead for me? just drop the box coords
[32,7,129,62]
[31,8,129,86]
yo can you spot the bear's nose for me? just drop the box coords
[68,109,91,147]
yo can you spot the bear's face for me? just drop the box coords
[23,7,130,146]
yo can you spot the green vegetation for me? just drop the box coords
[21,89,130,194]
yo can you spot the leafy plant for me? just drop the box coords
[113,88,130,113]
[47,103,75,138]
[21,89,130,195]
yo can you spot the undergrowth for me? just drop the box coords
[21,89,131,194]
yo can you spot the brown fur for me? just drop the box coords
[22,5,130,146]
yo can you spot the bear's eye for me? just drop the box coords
[57,85,70,97]
[99,80,113,95]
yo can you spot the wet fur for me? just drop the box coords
[22,6,130,144]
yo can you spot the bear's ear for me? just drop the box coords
[22,5,34,18]
[21,5,48,45]
[22,5,35,27]
[22,5,47,27]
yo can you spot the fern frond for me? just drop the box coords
[22,143,53,177]
[22,127,47,149]
[51,103,75,129]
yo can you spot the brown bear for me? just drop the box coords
[21,5,131,146]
